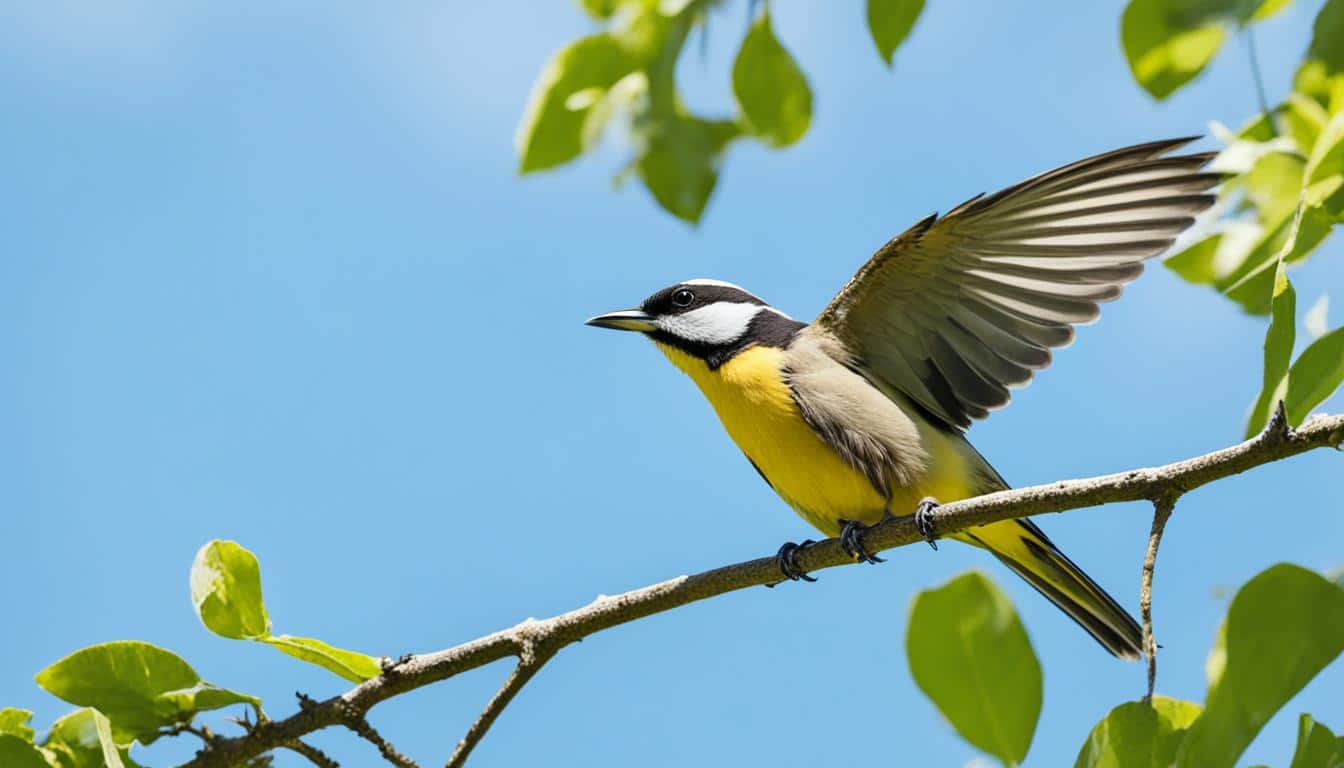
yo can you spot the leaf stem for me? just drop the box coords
[1245,27,1278,136]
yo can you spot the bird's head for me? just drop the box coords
[587,279,804,368]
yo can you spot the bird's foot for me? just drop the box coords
[839,519,885,564]
[772,540,818,584]
[914,498,940,550]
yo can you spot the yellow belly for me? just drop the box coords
[657,343,973,536]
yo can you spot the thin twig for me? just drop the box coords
[1140,492,1178,701]
[446,643,559,768]
[344,711,420,768]
[1246,27,1278,136]
[176,411,1344,768]
[160,722,216,744]
[284,740,341,768]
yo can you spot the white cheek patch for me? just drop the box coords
[657,302,763,344]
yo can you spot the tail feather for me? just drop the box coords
[960,519,1143,660]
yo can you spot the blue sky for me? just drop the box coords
[2,2,1341,766]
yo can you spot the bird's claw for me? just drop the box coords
[839,519,885,564]
[773,540,818,584]
[914,498,940,550]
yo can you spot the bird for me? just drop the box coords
[586,137,1218,659]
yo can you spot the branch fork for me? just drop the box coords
[176,409,1342,768]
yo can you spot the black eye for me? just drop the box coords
[672,289,695,307]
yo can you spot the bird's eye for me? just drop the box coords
[672,289,695,307]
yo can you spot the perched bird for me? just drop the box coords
[587,137,1217,659]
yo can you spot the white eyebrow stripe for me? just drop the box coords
[656,302,763,344]
[683,278,744,289]
[681,278,773,307]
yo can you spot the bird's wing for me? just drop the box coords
[815,137,1219,430]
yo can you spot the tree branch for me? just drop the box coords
[177,411,1344,768]
[283,740,340,768]
[445,642,558,768]
[345,713,419,768]
[295,690,421,768]
[1141,491,1178,701]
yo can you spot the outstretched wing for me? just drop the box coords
[816,137,1219,429]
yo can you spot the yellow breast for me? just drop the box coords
[656,342,888,536]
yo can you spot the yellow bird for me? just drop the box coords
[588,137,1217,658]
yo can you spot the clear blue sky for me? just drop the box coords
[2,2,1341,766]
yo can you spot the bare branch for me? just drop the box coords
[446,642,559,768]
[1141,491,1178,701]
[284,740,341,768]
[177,411,1344,768]
[297,689,421,767]
[345,712,421,768]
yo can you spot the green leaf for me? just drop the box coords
[1121,0,1226,100]
[732,10,812,147]
[89,711,124,768]
[42,709,140,768]
[907,571,1042,767]
[156,683,260,717]
[190,540,271,640]
[576,0,623,20]
[636,114,740,223]
[35,642,257,743]
[1178,564,1344,767]
[580,72,646,152]
[264,635,381,683]
[1174,140,1334,312]
[1308,0,1344,78]
[35,642,199,741]
[1289,714,1344,768]
[1295,60,1344,113]
[1165,234,1225,284]
[1248,0,1292,21]
[0,735,50,768]
[0,709,36,742]
[189,539,381,683]
[1245,258,1296,437]
[866,0,924,66]
[1236,110,1278,142]
[1305,110,1344,219]
[1282,93,1329,156]
[515,34,639,173]
[1155,0,1281,26]
[1286,327,1344,424]
[1223,207,1334,314]
[1244,151,1307,224]
[1074,696,1203,768]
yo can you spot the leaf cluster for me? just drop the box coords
[908,565,1344,768]
[2,541,380,767]
[1135,0,1344,434]
[516,0,924,222]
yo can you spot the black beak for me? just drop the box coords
[585,309,658,332]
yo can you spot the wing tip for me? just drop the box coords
[1159,134,1203,149]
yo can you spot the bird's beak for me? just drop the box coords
[585,309,658,332]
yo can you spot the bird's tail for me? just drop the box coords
[956,518,1143,660]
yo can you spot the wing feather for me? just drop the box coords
[816,138,1217,428]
